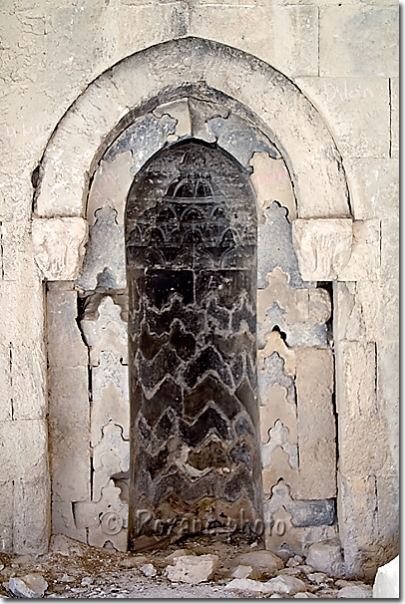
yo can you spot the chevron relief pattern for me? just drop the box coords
[126,142,262,548]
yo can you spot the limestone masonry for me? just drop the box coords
[0,0,398,582]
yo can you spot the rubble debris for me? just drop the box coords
[165,554,219,585]
[8,574,48,598]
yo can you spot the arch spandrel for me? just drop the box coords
[34,38,350,223]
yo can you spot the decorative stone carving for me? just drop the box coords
[292,218,353,281]
[126,141,263,548]
[250,153,296,221]
[81,296,128,367]
[92,422,129,501]
[258,331,295,377]
[32,217,88,281]
[257,268,331,348]
[260,384,298,444]
[92,350,129,402]
[262,420,298,469]
[258,203,305,289]
[153,98,192,140]
[264,481,337,557]
[76,208,126,291]
[73,480,128,552]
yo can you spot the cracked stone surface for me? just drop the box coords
[0,536,373,599]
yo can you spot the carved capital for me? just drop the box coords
[32,217,88,281]
[292,218,353,281]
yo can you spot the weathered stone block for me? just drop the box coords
[337,472,378,578]
[257,268,330,349]
[377,342,399,473]
[0,480,14,552]
[334,281,378,343]
[48,365,90,503]
[0,281,45,344]
[35,81,130,218]
[32,217,88,281]
[93,422,129,501]
[250,153,296,221]
[390,78,399,158]
[81,296,128,367]
[49,422,91,504]
[338,219,380,282]
[343,158,398,220]
[295,348,335,499]
[292,218,353,281]
[258,203,304,289]
[154,98,192,140]
[320,6,399,77]
[87,153,133,227]
[74,480,128,552]
[295,77,390,158]
[380,217,398,285]
[1,221,40,285]
[13,476,50,555]
[76,207,126,291]
[0,419,49,482]
[52,502,87,545]
[306,543,343,577]
[47,289,88,369]
[375,473,399,559]
[0,343,12,422]
[9,341,47,421]
[189,5,319,78]
[373,555,399,599]
[335,341,387,477]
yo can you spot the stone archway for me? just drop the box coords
[33,38,374,572]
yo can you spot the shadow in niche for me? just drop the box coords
[124,140,264,551]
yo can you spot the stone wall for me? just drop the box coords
[0,0,398,579]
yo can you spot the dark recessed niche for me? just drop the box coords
[126,141,263,549]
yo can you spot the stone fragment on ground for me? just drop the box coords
[233,549,284,579]
[140,563,157,577]
[226,578,275,593]
[287,555,303,567]
[306,543,343,576]
[165,554,219,584]
[49,534,85,557]
[373,555,399,599]
[231,565,253,579]
[165,549,193,562]
[307,572,330,584]
[59,573,75,582]
[266,574,307,595]
[337,584,373,598]
[293,592,318,598]
[9,574,48,598]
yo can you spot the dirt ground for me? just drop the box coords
[0,535,372,599]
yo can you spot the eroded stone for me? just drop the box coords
[292,218,353,281]
[33,217,88,281]
[165,554,219,585]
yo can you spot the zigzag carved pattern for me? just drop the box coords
[127,142,261,544]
